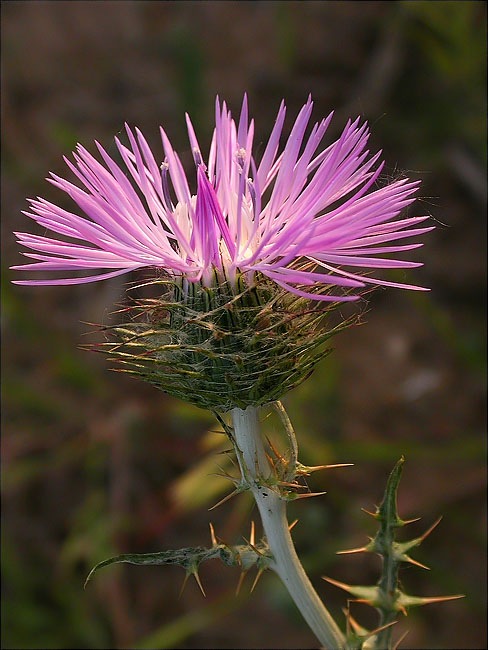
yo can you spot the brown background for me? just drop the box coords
[2,2,486,649]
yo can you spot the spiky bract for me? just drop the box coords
[96,271,354,411]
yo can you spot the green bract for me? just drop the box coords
[95,272,354,411]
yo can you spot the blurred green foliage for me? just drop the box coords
[399,1,486,158]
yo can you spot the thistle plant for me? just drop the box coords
[12,95,460,648]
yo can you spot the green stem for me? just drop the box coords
[374,537,397,649]
[372,457,405,650]
[230,406,346,650]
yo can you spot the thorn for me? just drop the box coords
[193,570,206,597]
[226,454,238,468]
[290,491,327,500]
[242,537,268,558]
[406,594,465,607]
[278,480,308,490]
[249,520,255,547]
[213,462,233,476]
[209,522,218,547]
[343,606,398,639]
[402,516,422,525]
[209,429,228,437]
[323,462,354,469]
[214,447,238,467]
[348,598,371,605]
[323,576,353,592]
[361,507,379,518]
[208,488,239,511]
[288,519,299,532]
[265,452,277,471]
[235,570,248,596]
[336,546,369,555]
[367,620,398,638]
[296,462,354,476]
[420,516,442,541]
[250,567,265,593]
[396,517,444,567]
[210,469,240,485]
[214,447,236,455]
[342,608,368,636]
[179,572,190,599]
[322,577,379,605]
[403,555,430,570]
[393,629,409,650]
[266,436,288,466]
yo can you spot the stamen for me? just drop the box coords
[247,178,257,212]
[160,160,174,210]
[192,147,203,167]
[236,147,247,171]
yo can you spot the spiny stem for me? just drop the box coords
[230,406,346,650]
[373,457,405,650]
[374,533,397,649]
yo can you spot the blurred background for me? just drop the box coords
[1,2,486,648]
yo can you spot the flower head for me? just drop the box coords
[12,96,433,410]
[12,95,432,300]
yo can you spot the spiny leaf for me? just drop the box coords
[393,517,443,568]
[323,576,381,605]
[85,536,272,590]
[343,608,398,650]
[296,461,354,476]
[377,456,405,528]
[84,547,229,588]
[335,458,463,650]
[397,592,465,610]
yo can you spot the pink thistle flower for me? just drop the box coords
[12,95,433,301]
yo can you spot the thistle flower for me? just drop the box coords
[12,95,432,297]
[12,96,433,410]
